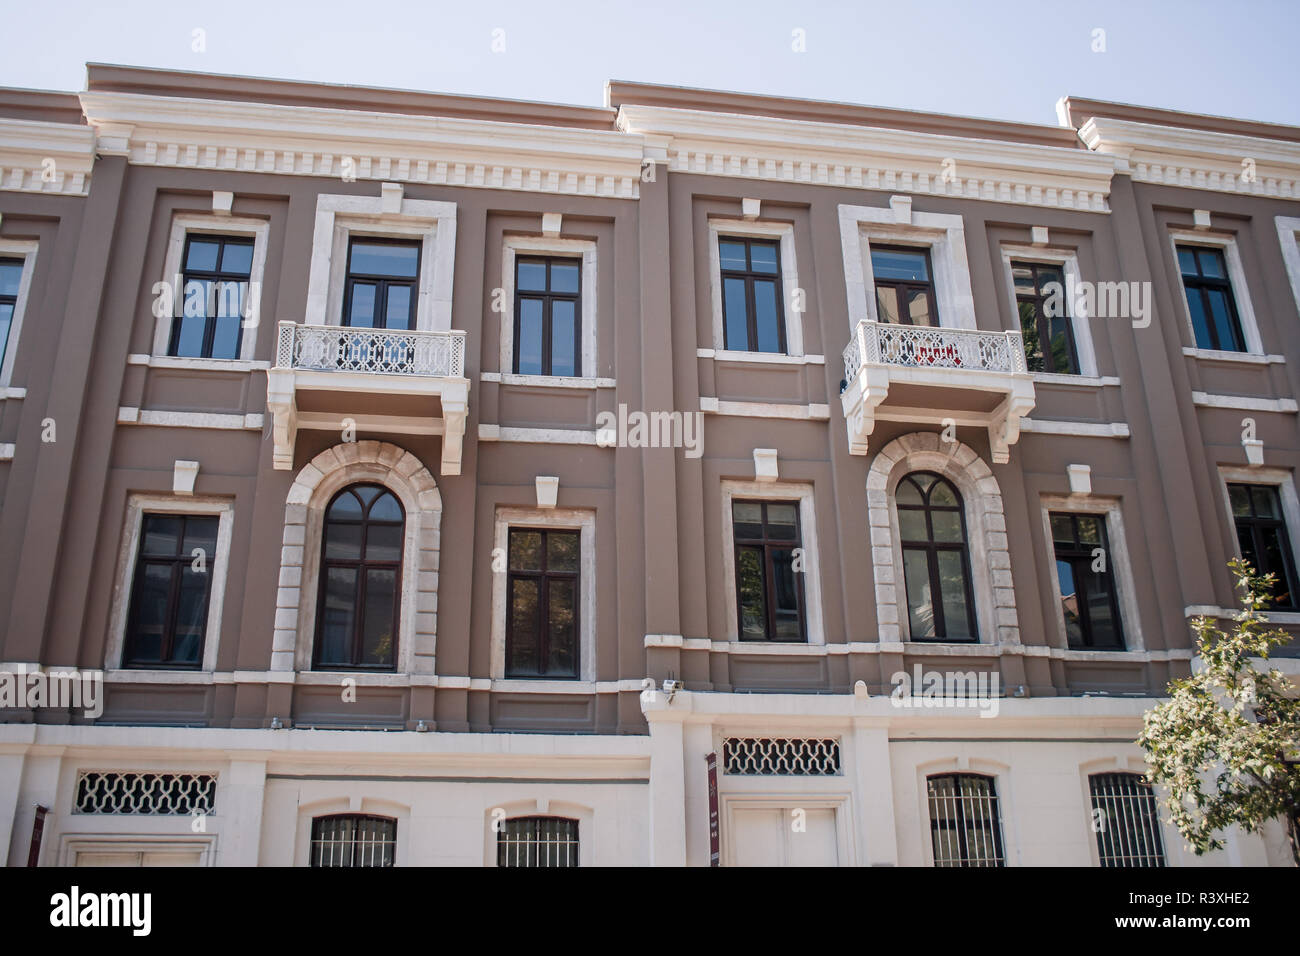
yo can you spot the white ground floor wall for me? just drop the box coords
[1,692,1294,867]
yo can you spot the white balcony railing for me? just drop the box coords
[842,320,1028,384]
[275,320,466,378]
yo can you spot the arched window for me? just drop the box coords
[497,816,579,867]
[927,773,1004,867]
[310,813,396,867]
[1088,772,1166,867]
[897,472,977,641]
[315,483,404,670]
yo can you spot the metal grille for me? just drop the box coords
[275,320,466,377]
[310,814,397,867]
[722,737,841,775]
[927,773,1005,867]
[843,320,1027,382]
[74,772,216,815]
[497,816,579,867]
[1089,773,1166,867]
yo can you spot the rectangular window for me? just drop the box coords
[123,514,219,668]
[1051,512,1124,649]
[1229,483,1299,609]
[1089,773,1166,867]
[871,245,937,327]
[0,258,22,372]
[1012,260,1078,374]
[927,773,1005,867]
[719,237,785,353]
[497,816,579,867]
[343,238,420,330]
[732,499,806,642]
[506,528,580,677]
[1177,245,1246,352]
[514,256,581,376]
[169,235,254,359]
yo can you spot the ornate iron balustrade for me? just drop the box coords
[842,320,1028,383]
[275,320,466,378]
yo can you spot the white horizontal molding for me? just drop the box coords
[1181,347,1285,365]
[618,104,1114,211]
[1019,418,1130,438]
[697,348,826,366]
[116,407,264,430]
[0,117,96,195]
[79,91,645,199]
[1191,391,1299,413]
[477,424,600,445]
[1080,116,1300,198]
[699,397,831,420]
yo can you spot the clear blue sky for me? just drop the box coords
[4,0,1298,127]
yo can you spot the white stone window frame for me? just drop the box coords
[105,494,235,673]
[497,235,599,386]
[708,217,806,358]
[1216,465,1300,623]
[150,214,271,363]
[1038,495,1145,652]
[718,479,825,645]
[1167,227,1263,356]
[839,203,977,333]
[0,239,38,388]
[867,433,1018,646]
[273,442,442,675]
[490,507,598,683]
[915,757,1015,868]
[998,243,1101,379]
[1275,216,1300,321]
[305,192,457,331]
[482,799,593,867]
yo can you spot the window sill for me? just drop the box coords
[1181,347,1284,365]
[128,353,270,372]
[697,348,825,366]
[481,371,615,389]
[1032,372,1120,388]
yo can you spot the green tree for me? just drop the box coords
[1138,559,1300,865]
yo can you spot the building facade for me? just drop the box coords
[0,65,1297,866]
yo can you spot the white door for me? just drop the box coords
[729,807,839,866]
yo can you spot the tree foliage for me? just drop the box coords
[1138,559,1300,865]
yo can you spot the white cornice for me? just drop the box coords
[617,104,1115,211]
[78,91,646,199]
[1079,116,1300,198]
[0,118,95,195]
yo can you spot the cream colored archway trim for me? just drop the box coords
[270,441,442,674]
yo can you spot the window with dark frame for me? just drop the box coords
[315,484,404,671]
[732,499,806,642]
[343,237,420,330]
[871,245,938,326]
[1051,512,1125,650]
[496,816,579,867]
[123,513,219,669]
[719,237,786,353]
[514,256,581,376]
[1012,259,1079,374]
[897,472,977,642]
[169,235,253,360]
[310,814,396,867]
[927,773,1005,867]
[1089,773,1166,867]
[1228,483,1299,610]
[1177,245,1246,352]
[0,257,23,371]
[506,528,580,678]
